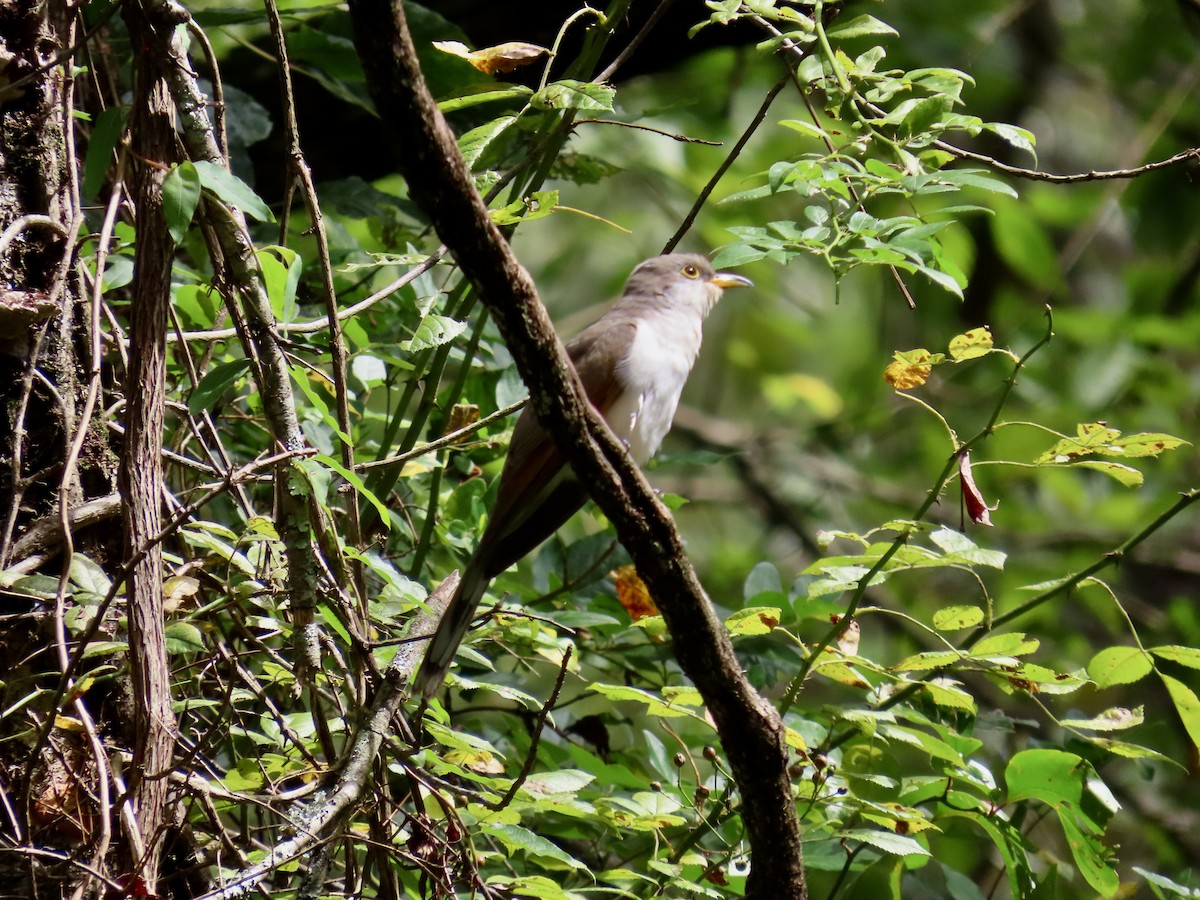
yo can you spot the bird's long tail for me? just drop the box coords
[413,561,490,698]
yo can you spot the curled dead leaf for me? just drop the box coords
[837,617,861,656]
[959,451,997,526]
[433,40,552,76]
[443,403,480,442]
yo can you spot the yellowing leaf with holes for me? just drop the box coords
[725,606,781,635]
[884,349,943,389]
[1061,706,1143,733]
[948,326,993,360]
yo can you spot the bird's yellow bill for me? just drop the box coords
[710,272,753,289]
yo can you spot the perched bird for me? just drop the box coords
[414,253,752,697]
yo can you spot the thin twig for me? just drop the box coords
[486,647,574,811]
[934,141,1200,184]
[781,308,1055,715]
[596,0,679,82]
[264,0,366,597]
[575,117,720,145]
[662,69,791,253]
[162,250,444,342]
[355,398,527,473]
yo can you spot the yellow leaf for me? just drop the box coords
[612,565,657,621]
[433,40,551,76]
[884,349,941,389]
[948,326,993,360]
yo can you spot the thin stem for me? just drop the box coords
[663,69,792,253]
[780,308,1054,715]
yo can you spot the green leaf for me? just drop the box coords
[189,358,251,415]
[825,14,899,39]
[899,95,951,138]
[982,121,1037,159]
[947,327,993,361]
[1150,645,1200,669]
[438,84,533,112]
[486,875,575,899]
[880,724,965,765]
[932,605,984,630]
[940,168,1019,198]
[892,650,962,671]
[401,313,466,352]
[839,827,929,857]
[1133,867,1200,898]
[778,118,829,140]
[100,255,134,292]
[173,284,219,329]
[1005,749,1119,895]
[711,243,769,268]
[1110,432,1188,458]
[530,79,615,112]
[1088,646,1153,687]
[221,757,267,791]
[1069,460,1144,487]
[1089,739,1176,764]
[519,769,595,796]
[161,162,201,244]
[351,354,387,386]
[1161,673,1200,751]
[1005,748,1096,811]
[923,680,977,711]
[69,554,112,598]
[490,190,558,225]
[970,632,1039,660]
[193,159,274,222]
[481,823,587,871]
[915,263,964,299]
[164,621,206,654]
[318,602,351,645]
[743,560,782,599]
[1057,810,1120,896]
[459,115,518,169]
[1062,706,1144,733]
[425,720,503,756]
[587,683,707,720]
[257,245,301,322]
[314,454,391,530]
[82,105,127,200]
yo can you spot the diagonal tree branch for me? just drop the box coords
[346,2,806,896]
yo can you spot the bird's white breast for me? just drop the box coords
[607,309,705,464]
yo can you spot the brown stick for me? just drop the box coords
[346,2,806,896]
[120,0,184,885]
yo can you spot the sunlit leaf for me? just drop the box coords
[193,160,274,222]
[531,79,615,112]
[1088,646,1153,687]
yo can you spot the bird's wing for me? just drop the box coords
[472,318,638,577]
[568,316,639,414]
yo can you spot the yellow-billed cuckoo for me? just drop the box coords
[414,253,752,698]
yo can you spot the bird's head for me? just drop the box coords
[623,253,753,318]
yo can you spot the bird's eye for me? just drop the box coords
[681,264,700,279]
